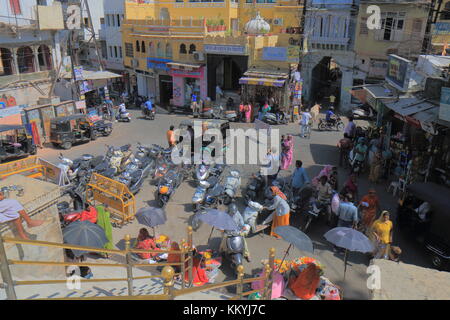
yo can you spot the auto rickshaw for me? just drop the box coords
[0,125,37,163]
[397,182,450,270]
[50,114,96,150]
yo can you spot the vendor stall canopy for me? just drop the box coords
[61,70,122,81]
[384,97,437,117]
[239,69,289,88]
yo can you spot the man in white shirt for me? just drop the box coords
[262,147,280,187]
[0,191,44,239]
[300,109,312,138]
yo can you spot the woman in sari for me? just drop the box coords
[280,135,294,170]
[343,174,359,201]
[370,211,393,259]
[134,228,160,262]
[263,186,290,238]
[245,102,252,123]
[184,248,209,286]
[359,189,380,232]
[167,241,182,273]
[288,263,321,300]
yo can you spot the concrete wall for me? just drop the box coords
[0,80,52,108]
[0,175,65,282]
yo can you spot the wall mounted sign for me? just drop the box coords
[386,54,410,92]
[147,58,172,71]
[262,47,287,61]
[204,44,246,55]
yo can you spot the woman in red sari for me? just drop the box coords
[134,228,160,261]
[184,248,209,286]
[359,189,380,232]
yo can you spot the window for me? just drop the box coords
[157,43,163,57]
[9,0,21,15]
[100,17,105,25]
[412,19,423,34]
[37,0,47,5]
[180,43,187,54]
[119,46,122,58]
[117,14,121,27]
[141,41,146,53]
[376,12,405,42]
[149,42,154,56]
[84,17,89,26]
[107,15,110,26]
[136,40,140,52]
[114,46,118,58]
[188,44,196,54]
[111,14,115,27]
[359,17,368,35]
[166,43,172,58]
[109,46,113,57]
[441,2,450,20]
[125,43,134,58]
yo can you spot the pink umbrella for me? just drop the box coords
[251,271,285,299]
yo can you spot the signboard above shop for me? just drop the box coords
[204,44,247,55]
[262,46,300,63]
[147,58,172,71]
[386,54,411,92]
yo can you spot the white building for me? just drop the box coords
[302,0,359,112]
[0,0,65,107]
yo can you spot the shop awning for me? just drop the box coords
[61,70,122,80]
[384,97,437,117]
[239,77,286,87]
[364,85,395,99]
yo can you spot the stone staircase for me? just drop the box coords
[0,259,231,300]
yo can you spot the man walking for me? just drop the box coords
[336,194,359,228]
[344,116,356,140]
[0,191,45,239]
[166,125,176,148]
[291,160,310,195]
[299,108,312,138]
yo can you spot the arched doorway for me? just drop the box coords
[17,46,35,74]
[38,45,52,71]
[0,48,13,76]
[310,56,342,108]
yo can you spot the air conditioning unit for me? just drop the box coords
[273,18,283,26]
[193,51,205,62]
[131,59,139,68]
[289,37,300,45]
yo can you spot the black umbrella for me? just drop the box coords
[136,206,167,236]
[63,221,108,257]
[274,226,314,268]
[196,209,239,243]
[324,227,374,279]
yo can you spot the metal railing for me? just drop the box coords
[0,226,275,300]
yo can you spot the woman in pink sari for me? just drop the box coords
[245,102,252,123]
[280,135,294,170]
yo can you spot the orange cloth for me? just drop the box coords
[185,257,208,286]
[166,130,176,146]
[360,194,379,228]
[289,264,321,300]
[270,212,290,238]
[270,186,287,200]
[167,242,181,265]
[135,238,159,260]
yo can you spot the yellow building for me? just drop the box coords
[122,0,303,109]
[354,0,429,81]
[430,0,450,54]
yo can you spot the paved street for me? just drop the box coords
[37,109,432,300]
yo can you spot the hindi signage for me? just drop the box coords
[204,44,246,55]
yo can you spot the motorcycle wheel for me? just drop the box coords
[190,214,203,231]
[336,121,345,131]
[61,142,72,150]
[318,122,327,131]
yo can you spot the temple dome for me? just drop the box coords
[244,12,270,35]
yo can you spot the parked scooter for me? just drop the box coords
[242,200,265,235]
[222,230,245,273]
[191,176,218,212]
[222,169,241,205]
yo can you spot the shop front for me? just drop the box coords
[147,58,173,108]
[168,63,206,108]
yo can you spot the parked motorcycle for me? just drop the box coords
[92,120,113,137]
[156,166,183,207]
[318,116,345,131]
[262,112,288,125]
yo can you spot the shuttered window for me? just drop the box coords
[125,43,134,58]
